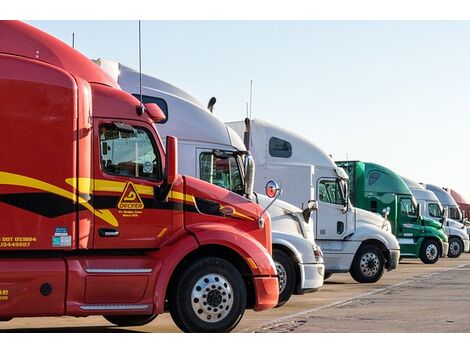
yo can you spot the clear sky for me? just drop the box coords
[28,20,470,200]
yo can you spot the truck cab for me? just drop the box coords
[425,184,470,236]
[448,188,470,231]
[402,177,470,258]
[0,21,279,333]
[227,119,400,284]
[337,161,448,264]
[95,59,324,307]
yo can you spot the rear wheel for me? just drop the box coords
[169,257,246,333]
[273,249,296,307]
[448,237,463,258]
[103,314,157,327]
[419,238,440,264]
[350,245,385,283]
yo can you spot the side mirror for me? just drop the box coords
[416,203,422,218]
[258,180,282,228]
[244,154,255,196]
[145,103,167,123]
[382,207,391,219]
[302,200,318,223]
[165,135,178,184]
[265,180,281,198]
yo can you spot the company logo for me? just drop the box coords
[118,182,144,210]
[220,205,235,217]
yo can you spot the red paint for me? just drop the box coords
[0,21,278,328]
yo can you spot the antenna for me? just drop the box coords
[136,20,144,115]
[72,33,75,48]
[249,80,253,119]
[139,20,143,105]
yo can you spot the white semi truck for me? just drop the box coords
[424,183,470,236]
[96,59,324,306]
[227,119,400,283]
[402,177,470,258]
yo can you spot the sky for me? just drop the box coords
[28,20,470,200]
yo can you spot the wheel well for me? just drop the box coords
[164,244,256,310]
[273,244,300,294]
[359,239,389,268]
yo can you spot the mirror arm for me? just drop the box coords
[258,189,283,228]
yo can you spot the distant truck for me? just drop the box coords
[227,119,400,283]
[447,188,470,226]
[425,184,470,237]
[96,60,324,306]
[401,177,469,258]
[0,21,279,333]
[336,161,448,264]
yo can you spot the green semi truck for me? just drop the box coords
[336,161,448,264]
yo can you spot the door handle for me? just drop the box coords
[337,221,344,234]
[99,229,119,237]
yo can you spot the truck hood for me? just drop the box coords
[422,216,444,230]
[446,218,466,230]
[183,176,271,252]
[355,207,391,232]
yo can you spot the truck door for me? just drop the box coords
[316,178,348,240]
[91,119,172,249]
[396,196,420,254]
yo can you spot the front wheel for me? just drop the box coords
[350,245,385,283]
[448,237,463,258]
[169,257,247,333]
[419,239,441,264]
[103,314,157,327]
[273,249,296,307]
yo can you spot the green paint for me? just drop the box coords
[337,161,447,260]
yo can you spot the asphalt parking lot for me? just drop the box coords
[2,256,470,333]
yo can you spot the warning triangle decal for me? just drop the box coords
[118,182,144,210]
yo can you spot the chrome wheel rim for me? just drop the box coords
[191,273,234,323]
[360,252,380,277]
[275,261,287,294]
[426,244,438,260]
[449,241,461,256]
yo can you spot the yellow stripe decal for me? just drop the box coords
[233,211,255,221]
[1,172,118,227]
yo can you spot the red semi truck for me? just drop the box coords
[0,21,278,333]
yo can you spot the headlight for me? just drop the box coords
[313,243,323,262]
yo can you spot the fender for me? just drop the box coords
[448,226,469,241]
[272,232,313,264]
[151,233,199,313]
[187,222,276,277]
[352,223,400,251]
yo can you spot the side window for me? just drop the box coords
[99,124,161,180]
[269,137,292,158]
[428,203,442,218]
[400,198,417,217]
[199,152,244,195]
[368,171,381,186]
[318,179,344,205]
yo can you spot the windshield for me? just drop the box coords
[200,152,244,195]
[449,206,462,221]
[428,202,442,218]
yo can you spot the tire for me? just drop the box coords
[419,238,441,264]
[273,249,296,307]
[103,314,157,327]
[169,256,247,333]
[350,245,385,283]
[324,272,333,280]
[448,237,463,258]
